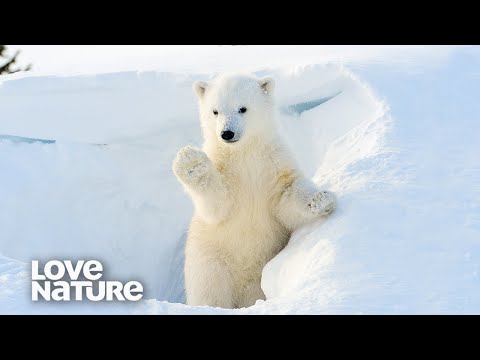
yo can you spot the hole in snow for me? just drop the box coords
[280,91,341,116]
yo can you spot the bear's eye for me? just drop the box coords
[213,110,218,116]
[239,107,247,114]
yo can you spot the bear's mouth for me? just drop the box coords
[223,139,239,144]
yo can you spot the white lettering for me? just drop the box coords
[44,260,65,281]
[124,281,144,301]
[64,260,84,281]
[51,281,70,301]
[70,281,91,301]
[85,282,106,301]
[106,281,125,301]
[31,261,46,280]
[32,281,50,301]
[84,260,103,281]
[31,260,143,302]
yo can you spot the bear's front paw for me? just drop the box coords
[173,146,211,186]
[308,191,337,216]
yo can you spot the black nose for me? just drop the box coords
[221,130,235,141]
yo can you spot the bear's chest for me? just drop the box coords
[207,151,291,271]
[221,155,277,211]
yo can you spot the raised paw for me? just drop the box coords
[173,145,211,185]
[308,191,337,216]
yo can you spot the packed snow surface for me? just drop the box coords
[1,45,479,314]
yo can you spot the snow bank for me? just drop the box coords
[0,72,201,304]
[1,46,479,314]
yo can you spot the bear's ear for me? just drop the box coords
[193,81,208,98]
[259,77,275,95]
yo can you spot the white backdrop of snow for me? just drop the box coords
[1,46,479,314]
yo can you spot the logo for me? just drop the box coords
[31,260,143,302]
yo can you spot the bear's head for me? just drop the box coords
[193,73,275,146]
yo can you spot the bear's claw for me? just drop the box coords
[308,191,337,216]
[173,145,211,185]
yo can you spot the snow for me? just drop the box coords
[5,45,459,76]
[1,45,479,314]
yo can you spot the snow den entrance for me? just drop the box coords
[0,66,386,309]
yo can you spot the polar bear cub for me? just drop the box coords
[173,73,336,309]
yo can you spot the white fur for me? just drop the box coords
[173,73,336,308]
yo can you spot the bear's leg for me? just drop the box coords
[184,241,235,308]
[173,146,232,224]
[275,176,337,230]
[236,281,266,309]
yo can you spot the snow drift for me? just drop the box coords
[1,47,479,314]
